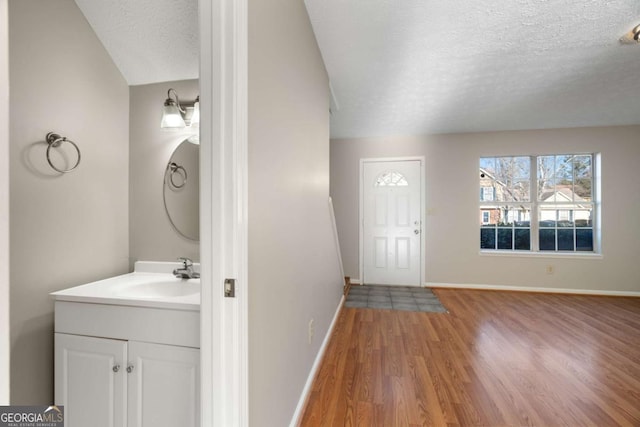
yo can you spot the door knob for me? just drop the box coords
[112,364,120,373]
[414,229,420,235]
[126,365,134,373]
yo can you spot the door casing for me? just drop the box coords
[0,0,9,404]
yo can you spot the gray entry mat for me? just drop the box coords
[345,285,447,313]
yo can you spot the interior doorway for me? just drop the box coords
[360,158,425,286]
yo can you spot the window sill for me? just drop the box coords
[479,250,603,260]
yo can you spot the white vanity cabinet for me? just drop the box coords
[126,341,199,427]
[53,296,200,427]
[54,333,128,427]
[55,334,199,427]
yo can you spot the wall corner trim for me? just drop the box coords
[426,282,640,297]
[289,295,345,427]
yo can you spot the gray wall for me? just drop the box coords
[9,0,129,403]
[130,80,199,265]
[248,0,344,424]
[331,126,640,293]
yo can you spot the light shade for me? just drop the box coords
[190,97,200,127]
[161,103,186,128]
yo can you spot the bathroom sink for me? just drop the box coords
[50,262,201,310]
[116,280,199,298]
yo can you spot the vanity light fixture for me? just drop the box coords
[619,23,640,44]
[160,88,201,129]
[190,96,200,127]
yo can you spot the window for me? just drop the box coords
[480,154,596,253]
[481,211,490,224]
[480,186,494,201]
[375,171,408,187]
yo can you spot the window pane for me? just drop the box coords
[497,228,513,250]
[496,157,530,202]
[480,158,496,175]
[481,226,496,249]
[375,171,408,187]
[539,229,556,251]
[481,157,531,203]
[576,229,593,251]
[538,154,593,204]
[539,206,554,222]
[514,228,530,250]
[557,229,574,251]
[555,155,573,198]
[481,207,530,226]
[538,156,556,201]
[479,158,496,202]
[515,179,530,201]
[514,157,530,179]
[573,155,592,200]
[574,206,592,227]
[480,206,530,251]
[501,206,530,225]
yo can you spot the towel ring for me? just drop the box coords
[167,162,187,189]
[46,132,81,173]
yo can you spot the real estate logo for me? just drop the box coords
[0,405,64,427]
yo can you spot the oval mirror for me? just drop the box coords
[163,138,199,241]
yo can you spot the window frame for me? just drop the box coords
[479,153,600,256]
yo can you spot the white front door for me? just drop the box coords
[362,160,422,286]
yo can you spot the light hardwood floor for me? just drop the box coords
[300,288,640,426]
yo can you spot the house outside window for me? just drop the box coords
[480,154,596,253]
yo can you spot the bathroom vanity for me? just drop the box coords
[50,262,200,427]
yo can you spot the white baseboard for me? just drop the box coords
[289,295,345,427]
[426,282,640,297]
[350,278,361,285]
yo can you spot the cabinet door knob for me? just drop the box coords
[112,364,120,373]
[126,365,134,373]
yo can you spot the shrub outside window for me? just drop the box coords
[480,154,595,253]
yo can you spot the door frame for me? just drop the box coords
[359,157,426,287]
[199,0,249,425]
[0,0,9,404]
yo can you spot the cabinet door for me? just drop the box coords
[55,333,127,427]
[127,341,200,427]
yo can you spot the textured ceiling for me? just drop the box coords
[305,0,640,138]
[74,0,198,86]
[75,0,640,137]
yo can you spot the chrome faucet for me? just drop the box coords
[173,257,200,279]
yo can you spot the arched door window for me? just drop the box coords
[375,171,408,187]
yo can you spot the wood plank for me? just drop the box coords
[300,289,640,426]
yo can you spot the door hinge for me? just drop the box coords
[224,278,236,298]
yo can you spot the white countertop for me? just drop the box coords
[50,261,200,311]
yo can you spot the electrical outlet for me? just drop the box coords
[308,319,315,344]
[546,265,555,275]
